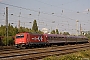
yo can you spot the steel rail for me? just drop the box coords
[0,43,90,60]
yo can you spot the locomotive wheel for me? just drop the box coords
[19,44,25,49]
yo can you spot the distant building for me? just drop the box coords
[41,28,48,34]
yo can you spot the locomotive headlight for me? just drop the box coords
[19,41,24,43]
[22,41,24,43]
[22,42,24,43]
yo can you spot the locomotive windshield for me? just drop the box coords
[16,34,24,38]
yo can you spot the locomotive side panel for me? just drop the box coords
[29,34,45,44]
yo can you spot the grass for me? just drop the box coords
[43,49,90,60]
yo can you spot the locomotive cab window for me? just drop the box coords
[16,34,24,38]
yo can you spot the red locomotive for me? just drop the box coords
[15,32,89,48]
[15,32,48,48]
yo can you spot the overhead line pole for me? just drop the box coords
[80,24,82,35]
[76,20,79,36]
[6,7,8,46]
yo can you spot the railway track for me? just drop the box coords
[0,43,90,60]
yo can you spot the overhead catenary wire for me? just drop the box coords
[0,1,89,21]
[0,1,89,33]
[0,2,89,24]
[34,0,79,12]
[0,2,77,21]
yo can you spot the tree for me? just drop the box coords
[32,20,38,33]
[56,29,59,34]
[51,30,55,34]
[2,36,14,46]
[85,33,90,40]
[63,32,70,35]
[0,25,6,36]
[60,32,62,35]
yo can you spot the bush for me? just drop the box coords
[80,50,90,58]
[44,55,59,60]
[43,54,83,60]
[2,36,14,46]
[59,54,82,60]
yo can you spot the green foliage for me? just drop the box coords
[32,20,38,33]
[51,29,70,35]
[51,30,55,34]
[2,36,14,46]
[60,32,62,35]
[80,50,90,58]
[44,55,82,60]
[37,30,43,34]
[59,55,82,60]
[63,32,70,35]
[0,20,42,36]
[56,29,59,34]
[43,50,90,60]
[0,20,43,45]
[44,55,58,60]
[85,33,90,40]
[0,25,6,36]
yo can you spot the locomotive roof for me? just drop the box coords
[16,32,43,35]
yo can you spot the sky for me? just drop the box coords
[0,0,90,35]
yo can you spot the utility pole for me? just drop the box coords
[38,8,40,23]
[80,24,82,35]
[6,7,8,46]
[18,20,20,29]
[76,20,79,36]
[18,9,21,32]
[18,20,20,33]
